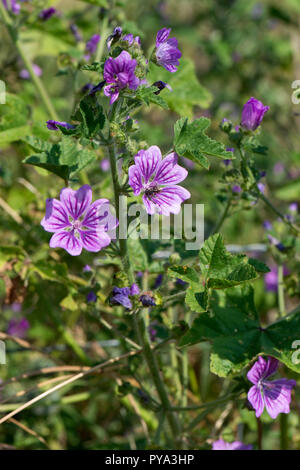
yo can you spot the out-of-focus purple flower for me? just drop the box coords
[251,3,264,20]
[41,185,117,256]
[154,274,163,289]
[140,294,156,307]
[289,202,298,213]
[85,34,100,59]
[223,159,232,166]
[130,283,140,295]
[100,158,110,172]
[273,162,285,175]
[39,7,56,21]
[10,302,22,313]
[259,170,266,178]
[152,81,172,95]
[88,80,106,96]
[176,278,188,287]
[241,97,269,131]
[232,185,241,194]
[83,264,92,272]
[103,51,139,104]
[106,26,123,50]
[263,220,272,230]
[128,146,190,215]
[7,317,30,338]
[110,284,140,309]
[212,439,252,450]
[232,51,242,63]
[247,356,296,419]
[2,0,21,14]
[19,64,42,80]
[267,234,285,252]
[155,28,181,72]
[181,157,195,170]
[46,120,75,131]
[257,182,265,194]
[87,291,97,303]
[264,265,289,292]
[136,271,143,279]
[70,24,82,42]
[149,323,158,342]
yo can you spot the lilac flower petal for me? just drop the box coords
[87,291,97,302]
[130,283,140,295]
[41,198,71,233]
[112,293,132,309]
[148,185,191,215]
[49,230,83,256]
[263,378,297,419]
[248,385,264,417]
[128,165,143,195]
[82,198,110,229]
[79,229,111,252]
[247,356,278,385]
[154,152,188,185]
[156,28,171,47]
[113,286,131,296]
[60,185,92,220]
[134,146,162,184]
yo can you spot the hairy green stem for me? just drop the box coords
[211,196,232,235]
[95,15,109,63]
[0,3,58,120]
[107,126,181,446]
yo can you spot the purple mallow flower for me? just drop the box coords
[87,291,97,303]
[110,284,140,309]
[85,34,100,59]
[39,7,56,21]
[46,120,75,131]
[106,26,123,50]
[212,439,252,450]
[155,28,181,72]
[41,185,116,256]
[247,356,296,419]
[263,220,272,230]
[103,51,139,104]
[241,97,269,131]
[7,317,30,338]
[140,294,156,307]
[289,202,298,213]
[100,158,110,172]
[83,265,92,272]
[70,24,82,43]
[20,64,42,80]
[128,146,190,215]
[232,185,242,194]
[122,33,141,47]
[152,81,172,94]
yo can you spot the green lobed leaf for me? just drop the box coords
[180,285,300,377]
[23,136,97,181]
[174,117,233,169]
[135,86,169,109]
[199,233,258,287]
[147,59,212,118]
